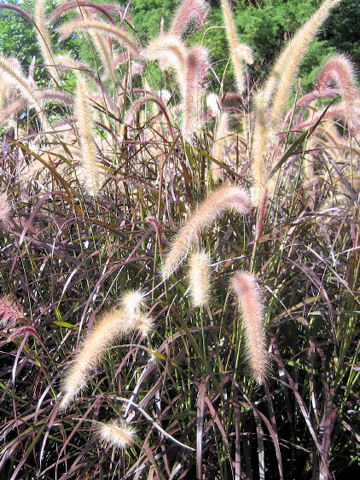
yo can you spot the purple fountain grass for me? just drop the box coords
[231,271,268,385]
[0,99,27,126]
[162,184,250,280]
[169,0,208,37]
[251,91,269,208]
[251,0,341,205]
[316,54,358,129]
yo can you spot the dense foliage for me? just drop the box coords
[0,1,359,479]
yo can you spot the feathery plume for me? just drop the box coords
[77,7,116,82]
[250,90,268,207]
[60,293,152,410]
[236,44,254,66]
[162,184,250,279]
[267,0,341,133]
[188,250,211,307]
[221,0,247,93]
[211,109,229,182]
[182,45,209,142]
[206,92,221,117]
[316,54,358,128]
[74,72,100,196]
[231,271,267,384]
[97,420,135,449]
[141,34,187,80]
[0,193,11,226]
[58,20,140,57]
[121,289,144,315]
[0,56,42,112]
[35,0,61,84]
[169,0,208,37]
[0,296,24,328]
[0,99,27,126]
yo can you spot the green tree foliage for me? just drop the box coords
[0,0,79,85]
[0,0,39,67]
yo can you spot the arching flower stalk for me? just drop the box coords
[60,290,152,410]
[162,184,250,279]
[35,0,61,84]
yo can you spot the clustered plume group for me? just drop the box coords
[0,0,358,451]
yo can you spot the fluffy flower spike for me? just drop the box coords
[231,271,268,385]
[97,420,136,449]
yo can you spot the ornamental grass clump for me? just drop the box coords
[1,0,359,477]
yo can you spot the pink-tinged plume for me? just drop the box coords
[162,184,250,279]
[0,296,24,328]
[316,54,358,129]
[169,0,208,37]
[182,45,209,142]
[231,271,268,384]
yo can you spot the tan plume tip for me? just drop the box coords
[0,193,11,225]
[162,184,250,280]
[236,44,254,65]
[188,250,211,307]
[206,93,221,117]
[97,420,135,449]
[221,0,246,93]
[121,290,145,316]
[0,56,42,111]
[59,304,149,410]
[137,314,153,337]
[231,271,268,384]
